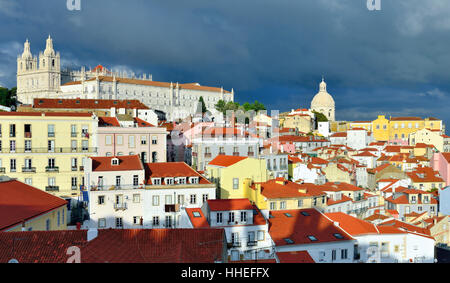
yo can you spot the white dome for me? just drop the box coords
[311,79,335,108]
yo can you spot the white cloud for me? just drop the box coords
[417,88,446,99]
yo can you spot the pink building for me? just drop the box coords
[432,152,450,186]
[97,117,168,163]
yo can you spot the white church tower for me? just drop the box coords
[17,36,61,104]
[310,77,335,121]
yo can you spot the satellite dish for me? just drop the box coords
[8,259,19,263]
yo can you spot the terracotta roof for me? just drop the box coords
[322,182,364,192]
[0,180,68,231]
[379,220,431,236]
[63,76,232,94]
[327,195,353,206]
[98,117,120,127]
[390,117,423,121]
[330,132,347,138]
[406,166,445,183]
[33,98,150,110]
[364,214,390,222]
[185,208,210,228]
[268,209,354,246]
[90,155,143,172]
[353,152,377,157]
[0,111,93,117]
[144,162,210,185]
[311,157,329,165]
[257,179,326,199]
[326,212,406,236]
[207,199,254,212]
[442,153,450,164]
[0,229,226,263]
[134,117,155,127]
[276,251,315,263]
[208,155,248,167]
[367,163,391,174]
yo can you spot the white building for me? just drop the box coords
[87,161,216,229]
[183,198,273,261]
[292,163,326,184]
[326,212,435,263]
[347,128,370,150]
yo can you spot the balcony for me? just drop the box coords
[71,132,77,138]
[45,186,59,192]
[228,242,242,248]
[248,152,254,157]
[24,132,32,138]
[114,202,128,211]
[232,152,240,156]
[247,240,258,247]
[71,166,78,171]
[0,167,4,173]
[165,204,180,213]
[0,147,98,154]
[48,132,55,138]
[80,166,84,171]
[204,153,212,158]
[81,132,90,139]
[45,166,59,173]
[218,152,226,155]
[22,167,36,173]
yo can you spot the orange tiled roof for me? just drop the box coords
[207,199,254,212]
[0,180,67,231]
[33,98,149,110]
[90,155,143,172]
[208,155,248,167]
[258,179,326,199]
[276,251,315,263]
[144,162,210,185]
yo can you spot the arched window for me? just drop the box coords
[43,59,45,67]
[52,59,55,67]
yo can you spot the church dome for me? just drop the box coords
[311,78,335,108]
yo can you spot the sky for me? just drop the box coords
[1,0,450,126]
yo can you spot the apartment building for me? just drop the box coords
[0,112,98,201]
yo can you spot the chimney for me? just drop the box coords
[87,228,98,241]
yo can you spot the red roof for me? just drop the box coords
[353,151,376,157]
[256,179,326,199]
[208,155,248,167]
[325,212,405,236]
[134,117,155,127]
[144,162,210,185]
[90,155,143,172]
[276,251,315,263]
[185,208,210,228]
[0,111,93,117]
[330,132,347,138]
[98,117,120,127]
[268,209,354,246]
[0,229,226,263]
[207,199,254,211]
[33,98,149,110]
[406,166,445,183]
[0,180,68,231]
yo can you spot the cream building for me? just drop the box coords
[0,112,98,201]
[311,78,335,122]
[17,36,235,121]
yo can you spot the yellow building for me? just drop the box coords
[322,163,353,184]
[282,114,313,134]
[206,155,268,199]
[243,178,328,212]
[0,111,98,201]
[0,177,68,232]
[372,115,443,143]
[348,121,372,132]
[410,128,444,152]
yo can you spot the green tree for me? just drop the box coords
[215,100,226,113]
[198,96,207,114]
[313,111,328,122]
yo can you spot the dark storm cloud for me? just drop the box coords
[1,0,450,124]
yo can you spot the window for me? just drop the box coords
[231,232,239,244]
[141,136,147,145]
[10,159,16,172]
[152,195,159,206]
[177,195,185,205]
[152,216,160,226]
[217,212,223,223]
[46,219,50,231]
[24,178,32,185]
[9,124,15,137]
[48,140,55,152]
[48,158,56,168]
[115,176,121,187]
[25,140,31,152]
[332,250,337,261]
[233,178,239,190]
[71,177,77,190]
[71,140,77,151]
[202,194,209,203]
[71,125,77,137]
[133,175,139,186]
[165,195,173,205]
[48,124,55,137]
[270,202,276,210]
[190,194,197,204]
[133,216,142,225]
[133,194,140,203]
[257,231,264,241]
[152,136,158,144]
[228,212,235,223]
[280,201,286,209]
[82,140,89,151]
[240,211,247,222]
[98,218,106,228]
[115,218,123,228]
[98,196,105,205]
[381,242,389,257]
[117,135,123,145]
[129,135,135,148]
[105,135,112,145]
[307,235,318,242]
[57,211,60,227]
[10,140,16,152]
[165,215,172,228]
[341,249,348,259]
